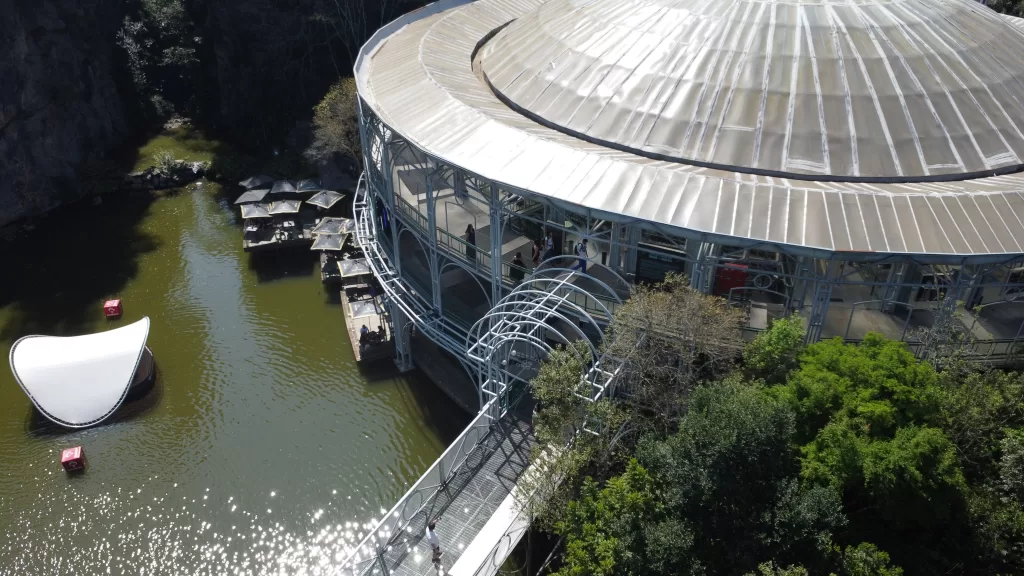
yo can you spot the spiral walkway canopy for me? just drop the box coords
[9,318,151,428]
[357,0,1024,257]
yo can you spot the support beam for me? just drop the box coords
[623,226,640,278]
[882,262,908,313]
[392,306,414,373]
[425,160,442,314]
[806,260,839,342]
[688,241,717,293]
[490,183,504,307]
[608,223,622,275]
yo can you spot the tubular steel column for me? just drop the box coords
[805,259,839,343]
[882,262,908,313]
[623,226,641,278]
[490,183,504,306]
[609,223,622,275]
[424,160,442,314]
[392,304,414,373]
[382,138,403,279]
[688,241,717,294]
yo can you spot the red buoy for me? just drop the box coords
[103,299,123,319]
[61,446,86,473]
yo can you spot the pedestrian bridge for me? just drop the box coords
[337,400,534,576]
[338,177,626,575]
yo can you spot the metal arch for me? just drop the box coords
[397,225,430,258]
[473,290,608,344]
[438,260,493,309]
[468,308,600,361]
[533,256,632,299]
[354,174,467,357]
[466,266,627,417]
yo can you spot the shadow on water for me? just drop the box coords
[248,248,319,282]
[23,374,165,439]
[0,192,160,342]
[358,361,472,446]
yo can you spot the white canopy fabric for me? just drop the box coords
[312,217,354,235]
[9,317,151,428]
[307,190,344,209]
[268,200,302,215]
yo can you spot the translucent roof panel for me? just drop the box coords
[480,0,1024,180]
[355,0,1024,257]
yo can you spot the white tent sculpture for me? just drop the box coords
[9,317,154,428]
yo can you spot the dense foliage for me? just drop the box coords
[528,278,1024,576]
[307,78,361,164]
[115,0,422,144]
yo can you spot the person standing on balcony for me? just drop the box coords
[571,238,589,273]
[465,224,476,264]
[531,238,542,267]
[510,252,526,286]
[543,231,555,262]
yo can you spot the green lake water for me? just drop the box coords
[0,177,467,574]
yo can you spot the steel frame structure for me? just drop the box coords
[359,98,1024,367]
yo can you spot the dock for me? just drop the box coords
[339,259,394,362]
[243,213,317,252]
[320,251,343,285]
[243,227,313,252]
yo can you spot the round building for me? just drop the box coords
[354,0,1024,407]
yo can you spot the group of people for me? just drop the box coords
[462,226,592,286]
[509,232,591,285]
[359,324,387,349]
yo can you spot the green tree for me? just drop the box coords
[745,561,809,576]
[307,77,362,163]
[838,542,903,576]
[604,272,744,432]
[775,334,973,572]
[636,381,845,573]
[116,0,201,117]
[744,316,807,384]
[775,333,940,442]
[553,460,670,576]
[520,341,627,531]
[938,367,1024,482]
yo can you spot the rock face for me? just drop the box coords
[0,0,132,228]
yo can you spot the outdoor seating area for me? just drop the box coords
[235,176,347,253]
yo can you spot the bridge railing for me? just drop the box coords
[338,397,498,576]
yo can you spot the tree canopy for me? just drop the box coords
[529,277,1024,576]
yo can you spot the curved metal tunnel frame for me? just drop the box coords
[467,262,627,420]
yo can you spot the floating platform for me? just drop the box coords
[243,227,314,252]
[339,268,394,363]
[9,318,156,428]
[320,252,343,285]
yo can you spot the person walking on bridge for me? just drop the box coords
[427,519,443,563]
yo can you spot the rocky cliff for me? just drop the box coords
[0,0,132,228]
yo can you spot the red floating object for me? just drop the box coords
[61,446,86,473]
[103,299,123,318]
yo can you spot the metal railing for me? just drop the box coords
[337,397,498,576]
[355,176,467,356]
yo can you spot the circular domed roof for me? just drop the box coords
[480,0,1024,181]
